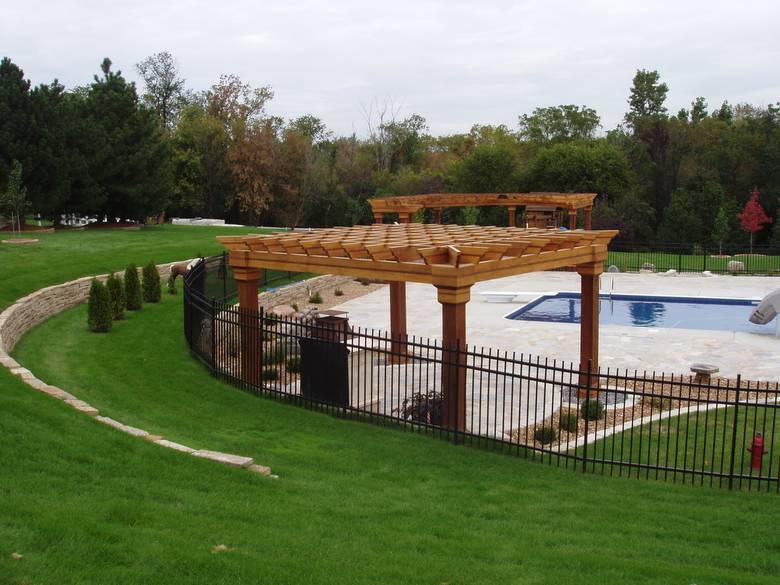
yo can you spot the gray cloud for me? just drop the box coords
[4,0,779,135]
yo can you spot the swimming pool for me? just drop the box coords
[506,292,774,333]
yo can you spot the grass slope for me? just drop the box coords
[7,294,780,584]
[0,224,263,309]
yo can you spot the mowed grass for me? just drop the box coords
[2,226,780,583]
[7,293,780,584]
[607,250,780,274]
[576,403,780,488]
[0,224,265,309]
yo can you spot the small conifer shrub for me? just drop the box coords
[558,410,578,433]
[142,261,162,303]
[533,426,558,445]
[580,398,605,421]
[309,291,323,304]
[106,272,125,320]
[286,356,302,373]
[262,367,279,381]
[87,278,113,332]
[124,264,142,310]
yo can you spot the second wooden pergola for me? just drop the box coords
[218,223,617,430]
[368,192,598,229]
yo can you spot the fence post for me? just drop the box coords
[728,375,741,491]
[210,297,216,372]
[582,359,592,474]
[678,250,682,273]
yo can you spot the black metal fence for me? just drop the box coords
[607,241,780,275]
[183,257,780,491]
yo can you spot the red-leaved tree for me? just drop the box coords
[737,187,771,252]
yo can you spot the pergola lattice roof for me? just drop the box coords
[218,224,617,287]
[368,192,597,215]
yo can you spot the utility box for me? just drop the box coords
[299,337,349,407]
[311,309,350,343]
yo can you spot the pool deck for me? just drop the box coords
[333,272,780,382]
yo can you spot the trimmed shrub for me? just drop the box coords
[286,356,301,373]
[142,261,161,303]
[262,367,279,381]
[394,392,443,425]
[167,273,177,295]
[309,291,323,304]
[124,264,142,310]
[334,288,344,297]
[533,426,558,445]
[291,303,299,312]
[106,272,125,320]
[580,398,605,421]
[356,277,370,286]
[263,345,287,365]
[641,395,673,411]
[558,410,578,433]
[87,278,113,333]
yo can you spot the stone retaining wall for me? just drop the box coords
[258,274,353,310]
[0,262,176,354]
[0,259,274,478]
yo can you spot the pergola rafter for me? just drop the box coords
[218,222,618,430]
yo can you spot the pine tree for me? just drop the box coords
[106,272,125,319]
[87,278,112,332]
[142,261,161,303]
[124,264,142,310]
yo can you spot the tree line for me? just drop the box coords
[2,53,780,246]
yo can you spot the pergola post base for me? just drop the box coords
[235,268,262,386]
[507,206,516,228]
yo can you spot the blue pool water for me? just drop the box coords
[506,293,773,333]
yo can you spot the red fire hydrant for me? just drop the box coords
[747,433,768,471]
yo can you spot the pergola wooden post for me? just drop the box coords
[568,210,577,230]
[373,212,384,224]
[507,206,517,228]
[577,262,601,397]
[218,222,617,432]
[235,267,262,386]
[437,285,470,431]
[434,208,442,224]
[584,206,593,230]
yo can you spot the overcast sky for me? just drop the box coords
[4,0,779,136]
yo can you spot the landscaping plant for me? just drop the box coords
[558,410,578,433]
[106,272,126,320]
[87,278,112,332]
[262,367,279,381]
[394,391,443,425]
[286,356,301,373]
[308,291,323,304]
[580,398,605,421]
[142,261,162,303]
[124,264,143,310]
[533,426,558,445]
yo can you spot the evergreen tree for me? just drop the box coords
[142,261,161,303]
[106,272,126,319]
[87,278,112,332]
[124,264,142,310]
[657,188,703,243]
[82,58,172,220]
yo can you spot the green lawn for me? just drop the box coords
[607,250,780,274]
[0,224,264,310]
[573,404,780,489]
[3,227,780,583]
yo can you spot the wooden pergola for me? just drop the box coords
[218,222,618,430]
[368,192,598,229]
